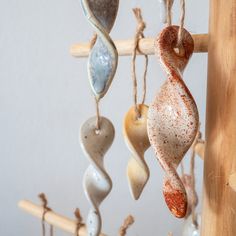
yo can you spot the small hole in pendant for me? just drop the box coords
[174,46,185,57]
[95,129,101,135]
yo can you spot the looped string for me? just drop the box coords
[38,193,54,236]
[119,215,135,236]
[74,208,85,236]
[166,0,174,26]
[177,0,185,47]
[131,8,149,119]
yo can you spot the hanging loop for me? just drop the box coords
[132,8,149,119]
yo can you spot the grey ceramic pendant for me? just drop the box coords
[81,0,119,99]
[80,116,115,236]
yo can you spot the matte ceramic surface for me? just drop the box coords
[81,0,119,99]
[80,116,115,236]
[147,26,199,218]
[123,105,150,200]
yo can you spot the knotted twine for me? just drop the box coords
[74,208,85,236]
[38,193,54,236]
[119,215,135,236]
[131,8,149,119]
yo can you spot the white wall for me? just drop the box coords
[0,0,208,235]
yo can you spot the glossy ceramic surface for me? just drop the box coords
[147,26,199,218]
[123,105,150,200]
[80,116,115,236]
[81,0,119,99]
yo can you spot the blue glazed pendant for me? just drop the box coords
[81,0,119,99]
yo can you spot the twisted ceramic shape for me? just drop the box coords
[80,117,115,236]
[123,105,150,200]
[147,26,199,218]
[81,0,119,99]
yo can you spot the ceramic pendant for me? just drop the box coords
[81,0,119,99]
[182,214,201,236]
[181,174,198,218]
[147,26,199,218]
[80,116,115,236]
[123,105,150,200]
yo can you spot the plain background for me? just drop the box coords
[0,0,208,235]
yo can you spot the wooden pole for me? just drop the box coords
[201,0,236,235]
[70,34,208,57]
[18,200,106,236]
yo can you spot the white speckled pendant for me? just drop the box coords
[123,104,150,200]
[80,116,115,236]
[147,26,199,218]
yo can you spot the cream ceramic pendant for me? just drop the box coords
[147,26,199,218]
[123,104,150,200]
[80,116,115,236]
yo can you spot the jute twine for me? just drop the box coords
[119,215,135,236]
[166,0,186,48]
[131,8,149,119]
[166,0,174,26]
[74,208,85,236]
[38,193,54,236]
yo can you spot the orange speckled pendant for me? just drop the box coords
[147,26,199,218]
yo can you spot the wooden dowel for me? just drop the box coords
[18,200,106,236]
[70,34,208,57]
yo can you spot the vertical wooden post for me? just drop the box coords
[201,0,236,235]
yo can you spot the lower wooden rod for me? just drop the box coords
[18,200,106,236]
[70,34,208,57]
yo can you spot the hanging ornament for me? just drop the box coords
[81,0,119,100]
[147,0,199,217]
[80,116,115,236]
[123,8,150,200]
[182,214,201,236]
[80,1,119,235]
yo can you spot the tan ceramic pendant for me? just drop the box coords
[123,104,150,200]
[147,26,199,218]
[80,116,115,236]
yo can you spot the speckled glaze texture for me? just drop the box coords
[147,26,199,218]
[123,105,150,200]
[81,0,119,99]
[80,117,115,236]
